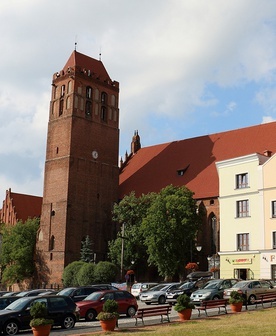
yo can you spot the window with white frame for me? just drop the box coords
[237,233,249,251]
[237,200,249,217]
[236,173,248,189]
[272,201,276,218]
[273,232,276,249]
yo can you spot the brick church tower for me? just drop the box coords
[37,50,120,286]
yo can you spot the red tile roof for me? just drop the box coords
[63,50,111,81]
[119,122,276,199]
[10,192,42,222]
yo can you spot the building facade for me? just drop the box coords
[217,152,276,280]
[36,51,120,286]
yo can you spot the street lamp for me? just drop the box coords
[196,245,202,252]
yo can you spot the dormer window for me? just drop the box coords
[177,164,190,176]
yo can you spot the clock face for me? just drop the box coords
[92,151,98,159]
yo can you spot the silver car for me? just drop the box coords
[140,283,180,305]
[190,279,239,305]
[223,279,276,305]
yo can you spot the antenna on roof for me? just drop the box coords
[74,35,78,51]
[99,46,102,61]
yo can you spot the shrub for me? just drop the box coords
[229,290,244,304]
[29,302,54,327]
[174,294,195,312]
[96,299,119,321]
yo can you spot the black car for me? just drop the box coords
[0,295,79,335]
[57,284,119,302]
[0,297,20,310]
[166,278,209,304]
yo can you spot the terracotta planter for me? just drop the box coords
[99,318,117,331]
[230,302,243,312]
[31,324,52,336]
[177,308,192,321]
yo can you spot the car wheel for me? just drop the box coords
[126,306,137,317]
[212,295,220,300]
[248,294,256,305]
[3,321,19,335]
[61,315,75,329]
[85,309,97,321]
[158,296,166,304]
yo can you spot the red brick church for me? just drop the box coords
[1,50,276,287]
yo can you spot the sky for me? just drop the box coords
[1,0,276,202]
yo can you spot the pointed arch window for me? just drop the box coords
[85,101,92,116]
[101,92,107,104]
[86,86,92,99]
[49,235,55,250]
[59,99,64,116]
[61,85,65,97]
[101,106,107,121]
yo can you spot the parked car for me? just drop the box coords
[0,296,20,310]
[76,290,138,321]
[15,289,56,297]
[57,284,118,302]
[0,295,79,335]
[131,282,158,299]
[166,278,210,304]
[223,279,276,305]
[140,283,181,305]
[190,279,239,305]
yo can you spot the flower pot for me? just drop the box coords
[99,318,117,331]
[178,308,192,321]
[31,324,52,336]
[230,302,243,313]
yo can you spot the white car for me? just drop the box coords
[140,283,180,304]
[131,283,158,299]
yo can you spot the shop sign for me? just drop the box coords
[232,258,252,265]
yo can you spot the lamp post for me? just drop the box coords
[120,223,125,281]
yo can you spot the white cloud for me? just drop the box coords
[1,0,276,200]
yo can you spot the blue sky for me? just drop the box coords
[1,0,276,202]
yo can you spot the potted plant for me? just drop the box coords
[229,290,244,312]
[29,301,54,336]
[96,299,119,331]
[174,293,195,321]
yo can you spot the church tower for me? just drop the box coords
[37,51,120,286]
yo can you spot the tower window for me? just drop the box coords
[101,106,107,121]
[86,86,92,99]
[67,80,72,93]
[85,101,92,116]
[101,92,107,104]
[59,99,64,116]
[61,85,65,97]
[50,235,55,250]
[66,96,71,109]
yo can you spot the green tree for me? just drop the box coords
[80,235,94,263]
[141,185,200,280]
[77,262,96,285]
[62,261,86,287]
[108,192,154,271]
[93,261,118,283]
[0,218,39,286]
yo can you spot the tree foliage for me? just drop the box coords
[0,218,40,286]
[141,185,200,279]
[80,235,94,263]
[76,262,96,285]
[62,261,86,287]
[108,192,154,271]
[93,261,118,283]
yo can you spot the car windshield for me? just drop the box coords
[179,282,195,289]
[57,288,74,296]
[232,281,248,288]
[202,280,221,289]
[84,291,104,301]
[5,298,29,311]
[149,284,169,292]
